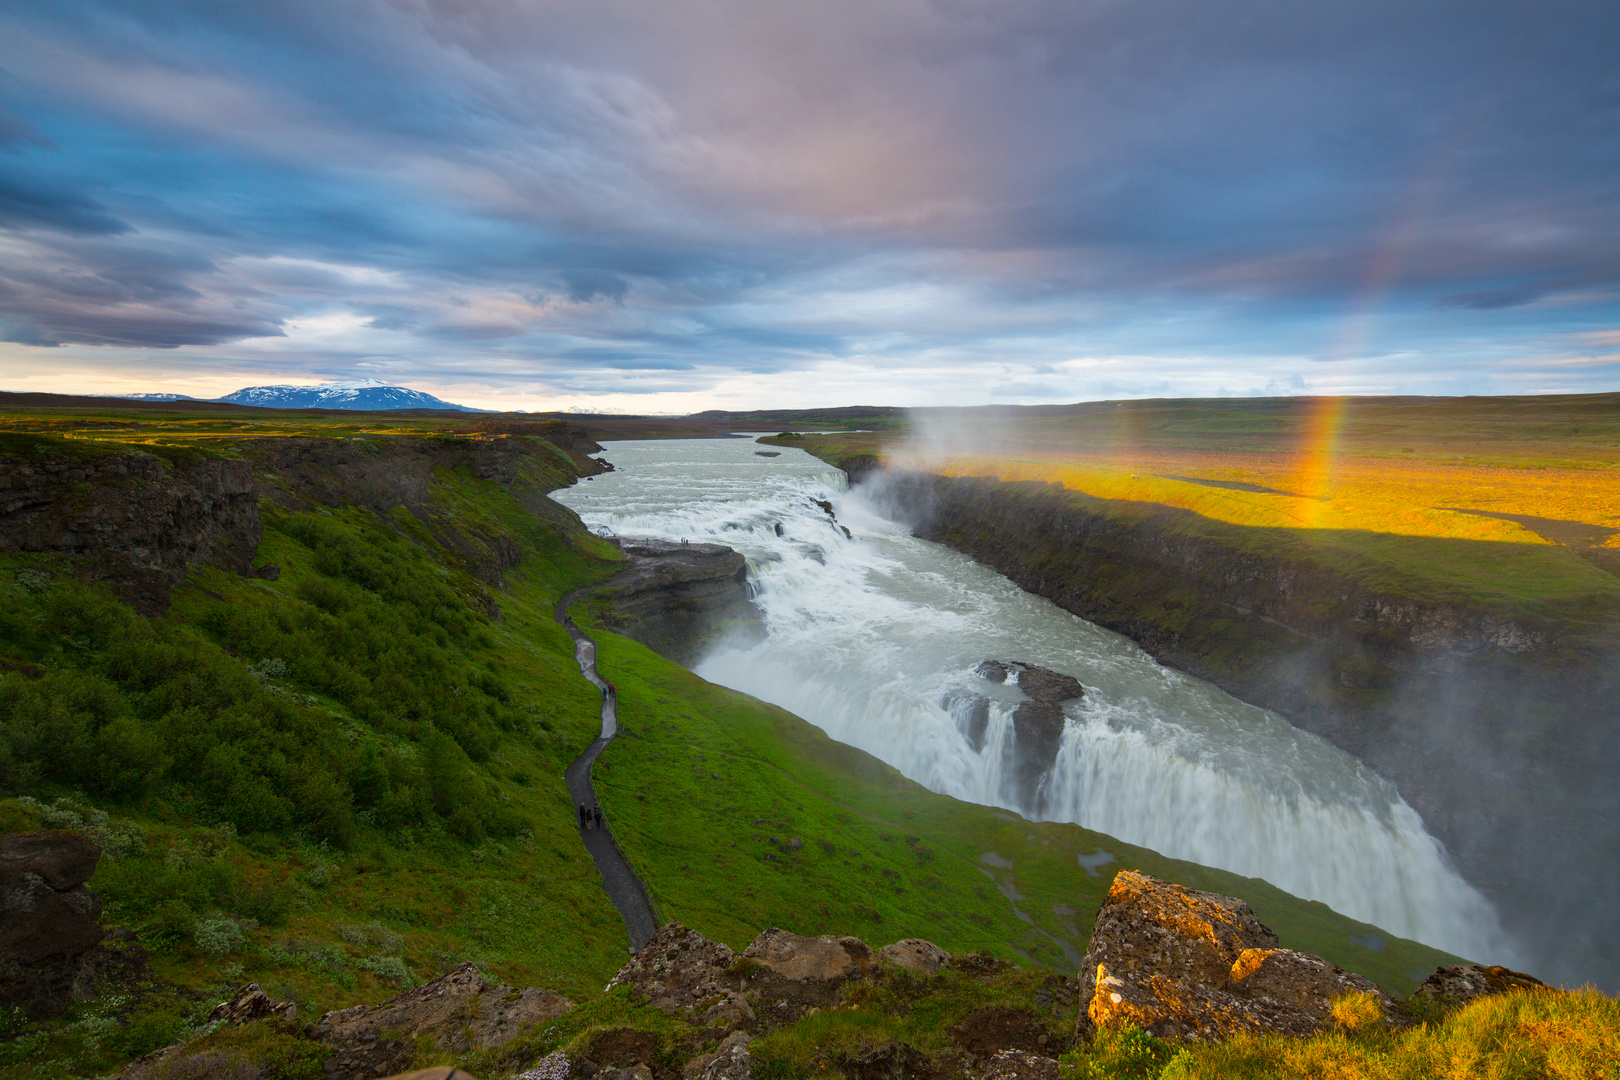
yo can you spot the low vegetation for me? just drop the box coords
[1,400,1613,1079]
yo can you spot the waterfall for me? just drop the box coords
[553,436,1517,963]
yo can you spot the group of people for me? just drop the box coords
[601,681,616,699]
[578,801,604,830]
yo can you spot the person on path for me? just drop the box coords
[578,802,589,829]
[593,804,603,830]
[608,682,616,697]
[601,683,608,699]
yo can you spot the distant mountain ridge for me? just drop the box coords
[104,379,482,411]
[215,379,482,412]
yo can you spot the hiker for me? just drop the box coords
[593,803,603,829]
[608,682,616,697]
[601,683,608,699]
[578,802,589,829]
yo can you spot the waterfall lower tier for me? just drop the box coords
[553,436,1517,964]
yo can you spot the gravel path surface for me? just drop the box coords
[556,587,659,953]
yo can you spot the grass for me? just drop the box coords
[581,627,1459,994]
[1152,986,1620,1079]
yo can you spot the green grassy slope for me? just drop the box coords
[583,630,1458,995]
[0,432,634,1078]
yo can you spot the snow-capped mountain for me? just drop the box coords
[214,379,483,412]
[116,393,201,401]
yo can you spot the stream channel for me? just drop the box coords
[552,436,1514,962]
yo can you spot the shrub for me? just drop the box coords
[1060,1026,1175,1080]
[193,914,247,958]
[358,955,416,990]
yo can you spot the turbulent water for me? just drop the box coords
[554,436,1514,961]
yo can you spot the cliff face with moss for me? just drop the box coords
[860,467,1620,991]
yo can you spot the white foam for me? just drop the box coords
[553,437,1517,962]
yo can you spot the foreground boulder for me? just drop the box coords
[980,1049,1061,1080]
[608,922,744,1019]
[127,964,571,1080]
[738,928,878,1027]
[1078,870,1395,1041]
[313,963,571,1079]
[1414,964,1548,1007]
[0,830,144,1018]
[877,938,952,976]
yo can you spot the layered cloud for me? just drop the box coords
[0,0,1616,406]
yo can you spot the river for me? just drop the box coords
[553,435,1514,962]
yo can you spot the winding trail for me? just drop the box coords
[555,587,659,953]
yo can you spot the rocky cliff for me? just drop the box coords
[0,446,258,613]
[863,468,1620,990]
[0,426,608,613]
[592,540,762,665]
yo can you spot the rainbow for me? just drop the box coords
[1294,395,1351,528]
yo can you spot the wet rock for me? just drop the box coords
[1079,870,1393,1041]
[209,983,296,1024]
[608,923,740,1013]
[974,661,1085,809]
[312,962,571,1079]
[597,542,762,664]
[877,938,952,976]
[979,1049,1060,1080]
[941,690,991,752]
[0,830,116,1019]
[1414,964,1548,1007]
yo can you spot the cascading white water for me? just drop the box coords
[554,436,1516,962]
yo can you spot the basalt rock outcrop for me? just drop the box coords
[943,661,1084,810]
[1078,870,1394,1041]
[0,447,258,614]
[1413,964,1547,1008]
[125,964,572,1080]
[0,427,608,614]
[209,983,297,1024]
[311,963,571,1079]
[594,542,762,665]
[0,830,145,1019]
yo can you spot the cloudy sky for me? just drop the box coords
[0,0,1616,410]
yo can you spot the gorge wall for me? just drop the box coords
[864,468,1620,990]
[0,425,608,615]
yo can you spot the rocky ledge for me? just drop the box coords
[943,660,1085,811]
[118,870,1548,1080]
[594,540,762,665]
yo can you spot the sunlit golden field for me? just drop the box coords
[923,450,1620,549]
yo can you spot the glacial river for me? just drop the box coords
[553,436,1513,961]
